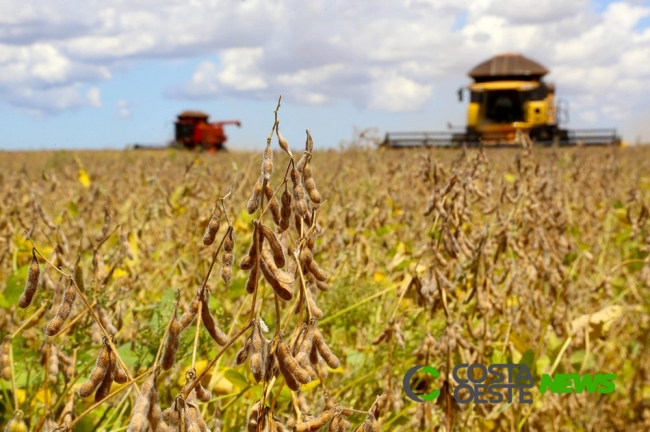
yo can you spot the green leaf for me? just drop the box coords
[518,348,536,378]
[393,258,416,272]
[519,349,534,367]
[491,349,506,364]
[345,349,367,370]
[375,225,397,237]
[67,201,79,218]
[228,277,246,300]
[209,294,224,317]
[0,377,12,390]
[224,369,249,389]
[160,288,177,306]
[75,416,97,432]
[117,343,139,369]
[278,383,294,402]
[569,350,585,364]
[536,354,551,375]
[0,292,10,308]
[4,265,29,305]
[170,185,187,208]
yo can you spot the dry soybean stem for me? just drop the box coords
[202,226,232,290]
[266,95,283,146]
[269,380,285,413]
[154,300,178,367]
[388,277,411,322]
[207,295,250,390]
[8,302,51,413]
[25,232,71,279]
[183,319,254,399]
[49,348,79,415]
[8,343,18,410]
[11,302,50,338]
[191,297,203,369]
[91,224,121,300]
[318,286,396,325]
[609,257,650,274]
[341,407,374,415]
[274,294,281,336]
[282,288,304,331]
[94,224,121,251]
[248,231,262,322]
[66,370,151,429]
[258,159,295,222]
[260,372,277,417]
[55,302,96,336]
[220,183,235,227]
[69,270,140,394]
[293,249,313,321]
[32,410,49,432]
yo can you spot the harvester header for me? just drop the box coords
[383,53,621,147]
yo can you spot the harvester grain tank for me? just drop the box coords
[383,53,621,147]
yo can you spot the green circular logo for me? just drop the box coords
[403,365,440,402]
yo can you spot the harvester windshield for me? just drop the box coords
[485,90,524,124]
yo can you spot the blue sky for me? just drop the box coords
[0,0,649,151]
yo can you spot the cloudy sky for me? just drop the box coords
[0,0,649,150]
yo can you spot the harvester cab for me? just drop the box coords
[174,111,241,151]
[457,53,565,145]
[383,53,621,148]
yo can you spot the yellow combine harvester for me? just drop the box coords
[384,53,621,147]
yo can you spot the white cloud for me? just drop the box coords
[0,42,109,113]
[6,85,100,115]
[488,0,591,24]
[168,0,650,127]
[367,72,433,112]
[0,0,275,113]
[115,99,133,118]
[87,87,101,108]
[579,110,598,124]
[216,49,268,91]
[0,43,110,87]
[0,0,647,137]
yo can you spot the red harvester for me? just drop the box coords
[174,111,241,151]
